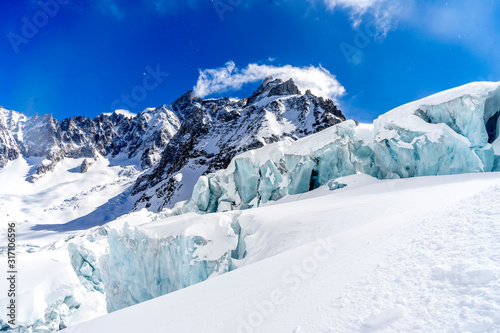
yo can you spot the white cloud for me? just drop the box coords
[193,61,346,101]
[323,0,381,13]
[320,0,401,39]
[103,109,137,118]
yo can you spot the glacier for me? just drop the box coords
[5,81,500,330]
[82,210,240,312]
[170,82,500,214]
[65,209,242,313]
[65,81,500,317]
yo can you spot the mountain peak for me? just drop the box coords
[246,77,290,105]
[268,78,301,97]
[171,90,202,116]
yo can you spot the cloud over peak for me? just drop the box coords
[193,61,346,101]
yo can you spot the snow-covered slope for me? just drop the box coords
[0,155,141,249]
[64,172,500,332]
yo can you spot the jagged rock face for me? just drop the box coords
[132,78,346,211]
[0,106,180,180]
[268,78,301,96]
[0,107,26,168]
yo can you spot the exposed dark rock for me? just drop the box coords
[80,159,94,173]
[0,106,180,179]
[268,78,301,96]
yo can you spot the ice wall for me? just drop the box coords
[170,120,372,214]
[373,83,500,178]
[174,82,500,214]
[99,212,238,312]
[68,226,110,294]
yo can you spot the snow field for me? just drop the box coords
[64,172,500,332]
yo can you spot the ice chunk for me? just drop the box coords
[100,212,238,312]
[417,96,488,147]
[327,180,347,191]
[313,143,355,187]
[191,176,211,211]
[258,160,284,203]
[286,155,316,195]
[68,226,109,293]
[234,158,260,205]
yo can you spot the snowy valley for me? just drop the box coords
[1,80,500,332]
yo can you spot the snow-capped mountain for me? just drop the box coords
[132,77,345,211]
[0,106,180,181]
[0,77,345,203]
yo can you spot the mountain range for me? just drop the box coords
[0,77,345,209]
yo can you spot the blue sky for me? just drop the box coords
[1,0,499,122]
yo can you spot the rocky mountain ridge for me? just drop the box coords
[132,78,346,210]
[0,78,346,208]
[0,106,180,181]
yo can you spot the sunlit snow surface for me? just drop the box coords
[1,81,500,331]
[66,172,500,332]
[0,155,141,331]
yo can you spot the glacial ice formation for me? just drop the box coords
[171,82,500,214]
[97,211,238,312]
[64,81,500,317]
[68,226,110,294]
[0,251,91,333]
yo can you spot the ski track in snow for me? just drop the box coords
[328,185,500,332]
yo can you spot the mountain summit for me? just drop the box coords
[131,77,346,211]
